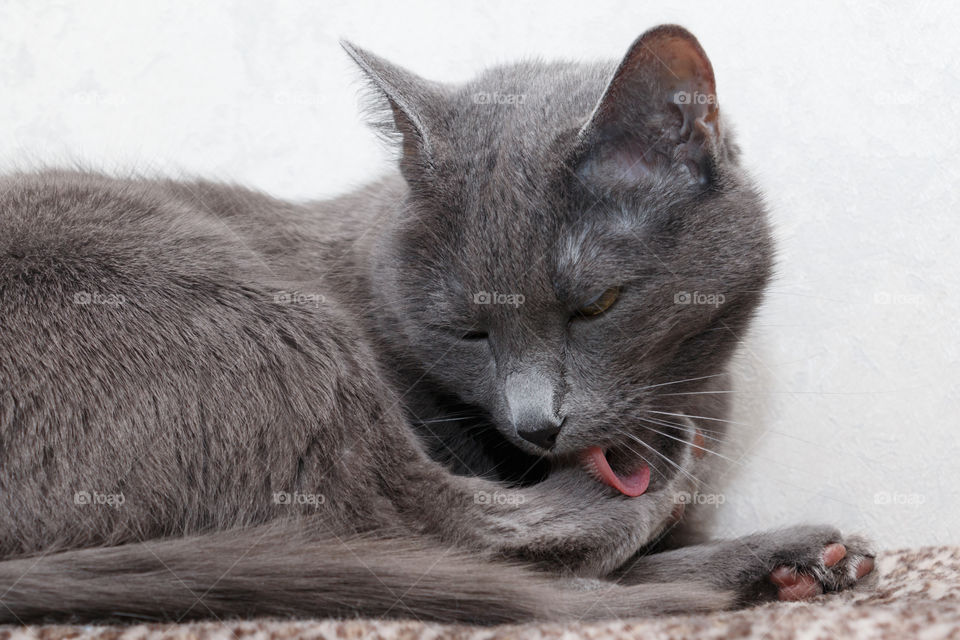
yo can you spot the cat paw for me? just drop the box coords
[611,524,875,606]
[766,531,875,601]
[691,525,876,605]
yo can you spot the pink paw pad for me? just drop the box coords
[822,543,847,567]
[855,556,875,579]
[770,566,823,601]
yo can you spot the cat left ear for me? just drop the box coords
[341,42,440,182]
[576,25,722,187]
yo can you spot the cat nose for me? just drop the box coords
[517,419,563,450]
[504,367,564,450]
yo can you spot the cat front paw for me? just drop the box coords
[612,524,877,607]
[765,530,875,601]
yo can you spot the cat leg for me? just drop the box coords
[383,447,698,578]
[612,524,875,604]
[0,521,732,623]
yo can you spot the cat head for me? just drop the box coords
[345,26,772,492]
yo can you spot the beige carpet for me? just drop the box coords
[4,546,958,640]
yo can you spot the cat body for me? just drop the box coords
[0,26,873,624]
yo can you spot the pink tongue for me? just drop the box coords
[582,446,651,497]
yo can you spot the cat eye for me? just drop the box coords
[575,286,620,318]
[460,330,489,341]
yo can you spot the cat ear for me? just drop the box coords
[341,41,440,181]
[576,25,722,187]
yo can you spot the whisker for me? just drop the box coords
[648,410,752,428]
[640,415,726,443]
[658,390,740,397]
[634,373,728,393]
[634,420,735,463]
[616,442,667,480]
[650,408,826,447]
[644,416,830,476]
[416,416,482,424]
[616,429,700,485]
[648,410,820,447]
[660,389,908,397]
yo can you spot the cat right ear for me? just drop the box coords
[341,42,441,183]
[575,25,723,189]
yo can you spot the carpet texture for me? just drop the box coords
[2,546,957,640]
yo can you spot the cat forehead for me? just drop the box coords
[440,62,612,157]
[457,61,611,113]
[554,209,652,276]
[430,205,648,295]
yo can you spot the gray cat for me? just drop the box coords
[0,25,873,624]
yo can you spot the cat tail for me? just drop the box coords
[0,519,732,624]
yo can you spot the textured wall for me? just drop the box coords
[1,0,956,548]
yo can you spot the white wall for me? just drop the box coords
[1,0,956,549]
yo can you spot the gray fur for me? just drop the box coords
[0,25,868,624]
